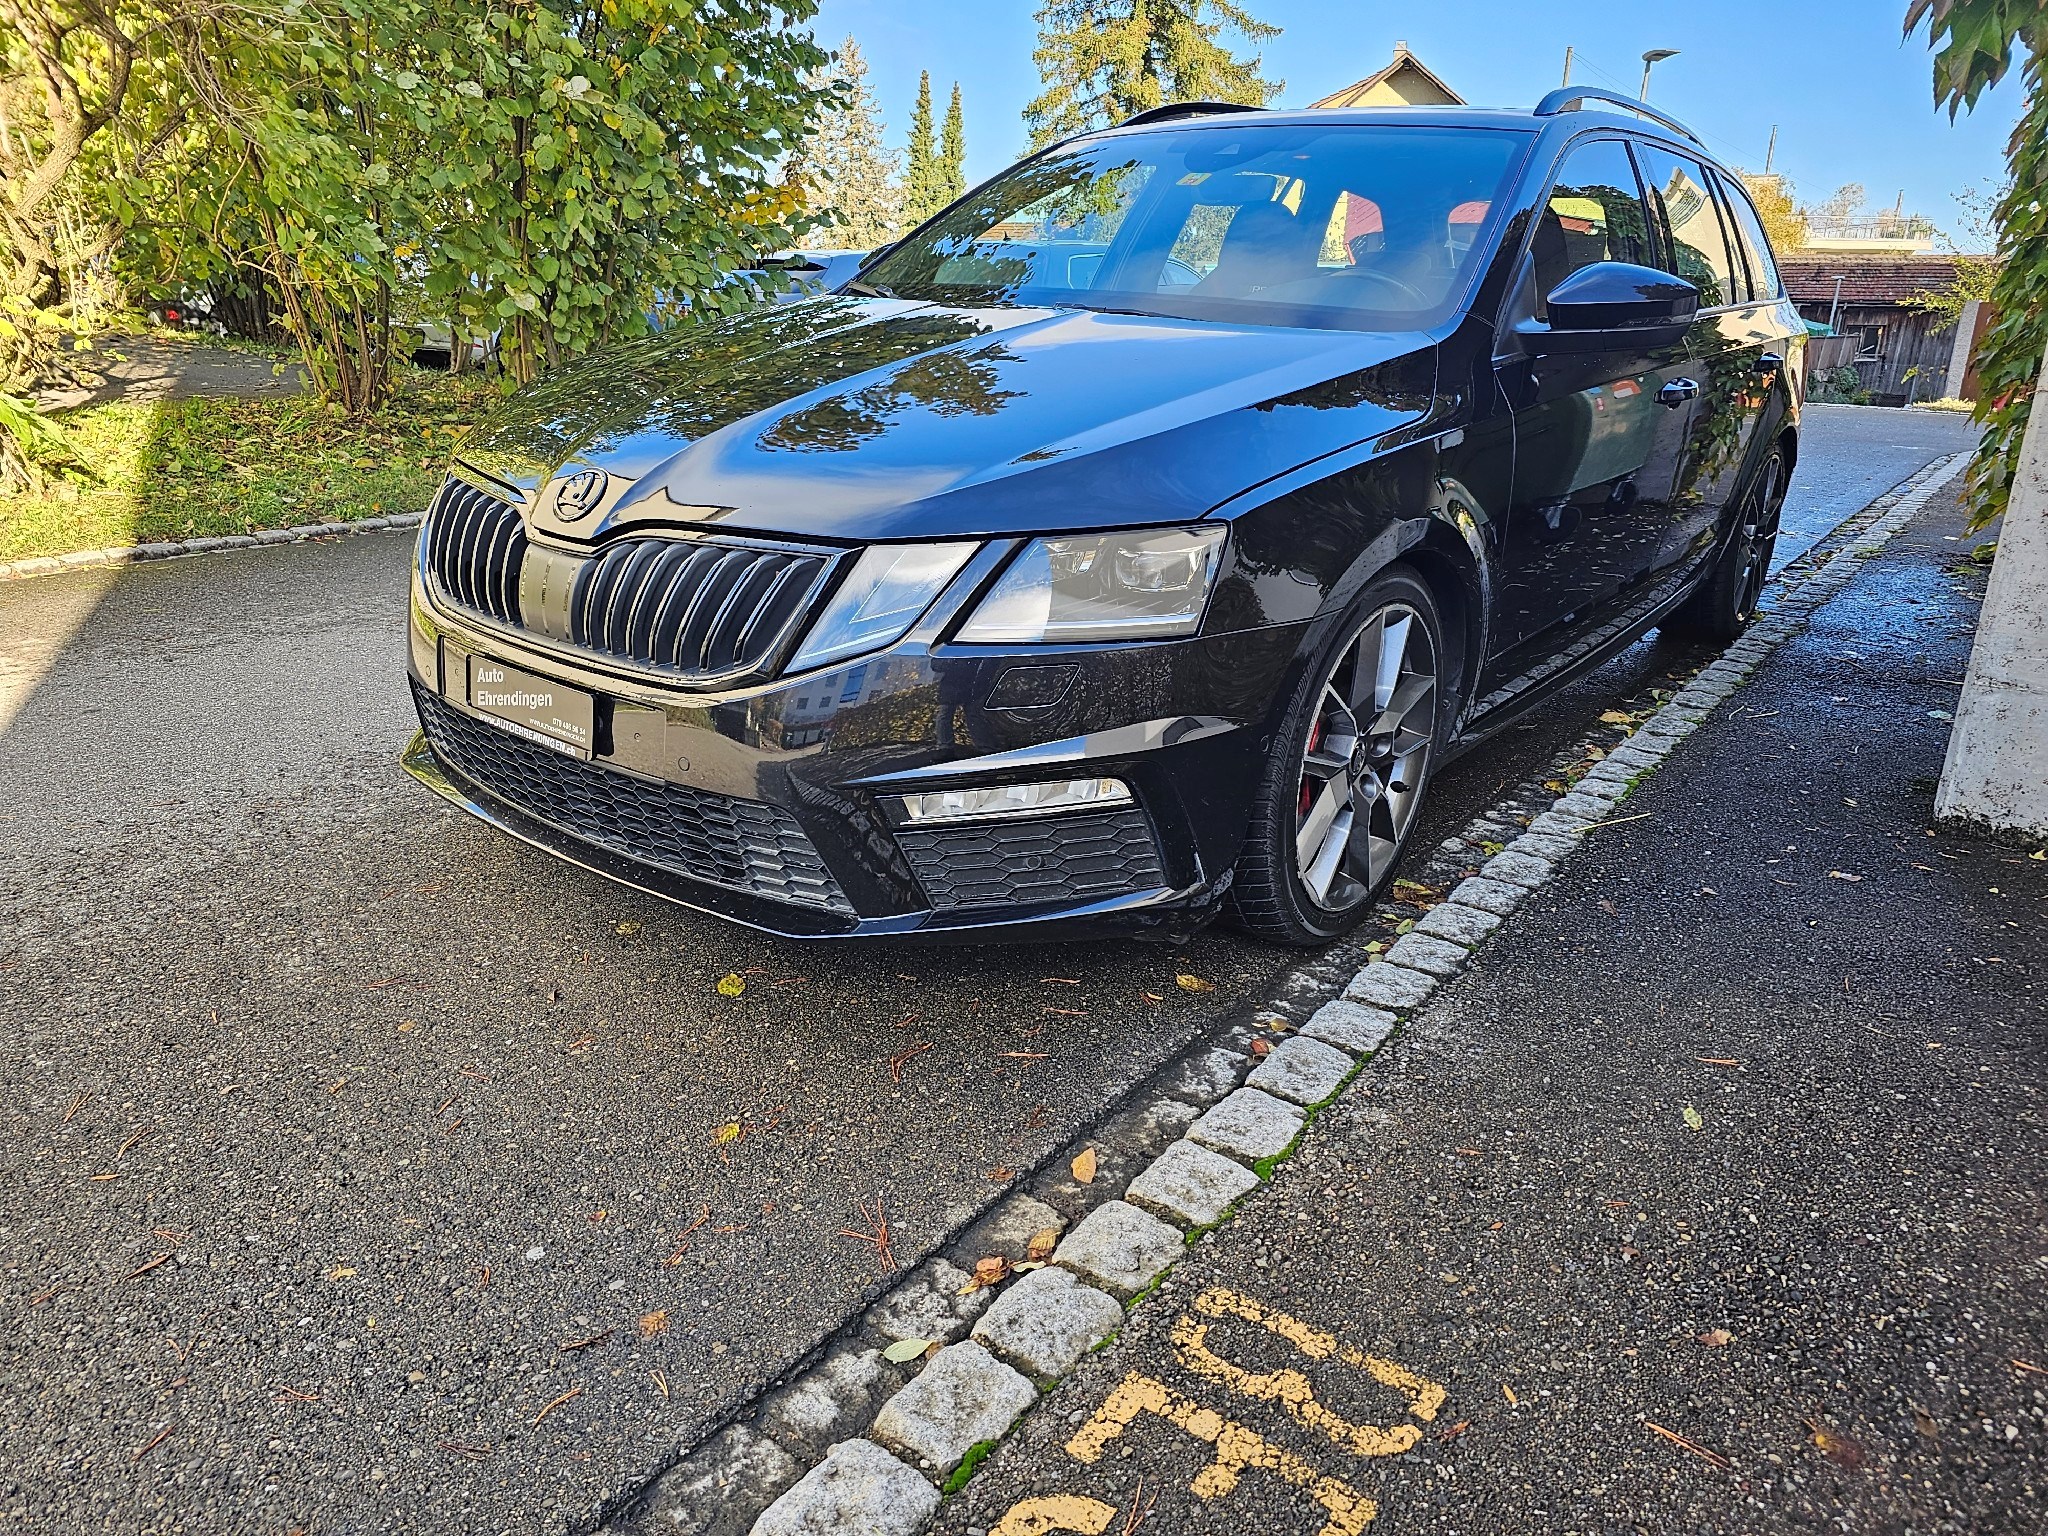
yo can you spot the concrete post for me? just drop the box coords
[1936,341,2048,841]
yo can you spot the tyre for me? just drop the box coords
[1664,444,1788,643]
[1229,566,1448,947]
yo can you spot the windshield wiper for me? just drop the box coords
[841,279,897,298]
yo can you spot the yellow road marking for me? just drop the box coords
[1169,1286,1446,1456]
[988,1494,1118,1535]
[1066,1371,1377,1535]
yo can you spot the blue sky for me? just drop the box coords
[813,0,2022,249]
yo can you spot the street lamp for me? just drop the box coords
[1639,48,1679,99]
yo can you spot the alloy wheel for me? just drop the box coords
[1293,603,1438,910]
[1734,454,1787,622]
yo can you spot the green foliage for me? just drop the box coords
[904,71,944,227]
[941,82,967,205]
[0,369,479,561]
[1025,0,1283,148]
[1906,0,2048,531]
[1906,0,2048,113]
[1810,364,1875,406]
[791,36,900,248]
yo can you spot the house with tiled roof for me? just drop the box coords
[1310,44,1464,109]
[1778,252,1994,403]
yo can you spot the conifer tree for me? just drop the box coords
[940,82,966,204]
[1025,0,1281,148]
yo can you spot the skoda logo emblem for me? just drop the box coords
[553,467,607,521]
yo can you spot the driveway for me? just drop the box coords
[0,405,1977,1533]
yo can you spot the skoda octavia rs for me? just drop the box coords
[402,88,1802,944]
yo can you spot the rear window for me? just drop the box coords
[1636,144,1741,309]
[861,123,1533,331]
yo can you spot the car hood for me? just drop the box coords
[458,296,1437,542]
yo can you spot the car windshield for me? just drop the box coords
[861,122,1531,332]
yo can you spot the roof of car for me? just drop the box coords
[1082,103,1722,164]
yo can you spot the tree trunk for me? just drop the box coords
[1936,341,2048,840]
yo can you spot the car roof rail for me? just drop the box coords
[1115,100,1267,129]
[1532,86,1704,147]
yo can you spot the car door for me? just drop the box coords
[1490,136,1698,678]
[1635,145,1771,581]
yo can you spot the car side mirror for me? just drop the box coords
[1517,262,1699,353]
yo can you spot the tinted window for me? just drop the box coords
[1636,145,1740,308]
[1529,137,1652,315]
[1716,172,1783,300]
[862,124,1530,331]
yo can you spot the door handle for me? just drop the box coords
[1658,379,1700,408]
[1753,352,1784,374]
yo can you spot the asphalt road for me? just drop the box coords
[941,476,2045,1536]
[0,405,1977,1534]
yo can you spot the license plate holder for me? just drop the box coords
[466,655,595,760]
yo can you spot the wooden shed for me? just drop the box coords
[1777,253,1991,404]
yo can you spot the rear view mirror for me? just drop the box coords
[1519,261,1699,352]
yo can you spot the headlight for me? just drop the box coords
[788,542,979,671]
[955,526,1226,644]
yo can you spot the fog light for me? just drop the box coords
[896,777,1133,824]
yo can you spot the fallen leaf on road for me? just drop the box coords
[1027,1227,1060,1262]
[1698,1329,1733,1347]
[1437,1420,1469,1442]
[1502,1383,1519,1406]
[1175,974,1213,993]
[1249,1039,1272,1057]
[1071,1147,1098,1184]
[1599,709,1634,725]
[1912,1404,1940,1439]
[1807,1422,1868,1468]
[616,920,641,935]
[1827,870,1863,883]
[986,1167,1014,1181]
[959,1255,1010,1294]
[715,972,745,997]
[882,1338,934,1364]
[713,1121,743,1145]
[638,1311,668,1338]
[325,1265,357,1281]
[1682,1106,1705,1131]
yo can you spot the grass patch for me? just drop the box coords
[4,369,485,564]
[941,1439,997,1495]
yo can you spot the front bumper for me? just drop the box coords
[402,581,1309,941]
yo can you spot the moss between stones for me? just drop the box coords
[942,1439,997,1495]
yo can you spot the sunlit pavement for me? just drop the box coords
[940,482,2045,1536]
[0,406,1982,1531]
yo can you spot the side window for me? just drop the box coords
[1529,138,1652,315]
[1636,145,1739,308]
[1715,171,1783,301]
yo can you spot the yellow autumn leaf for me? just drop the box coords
[326,1265,357,1280]
[638,1310,669,1338]
[1071,1147,1097,1184]
[713,1120,742,1144]
[616,920,641,935]
[716,972,745,997]
[1174,974,1213,993]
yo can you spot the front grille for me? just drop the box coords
[414,684,851,913]
[568,538,829,680]
[422,474,834,686]
[426,477,526,625]
[896,809,1165,912]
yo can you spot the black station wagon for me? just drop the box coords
[402,88,1804,945]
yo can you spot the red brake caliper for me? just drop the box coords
[1299,716,1324,819]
